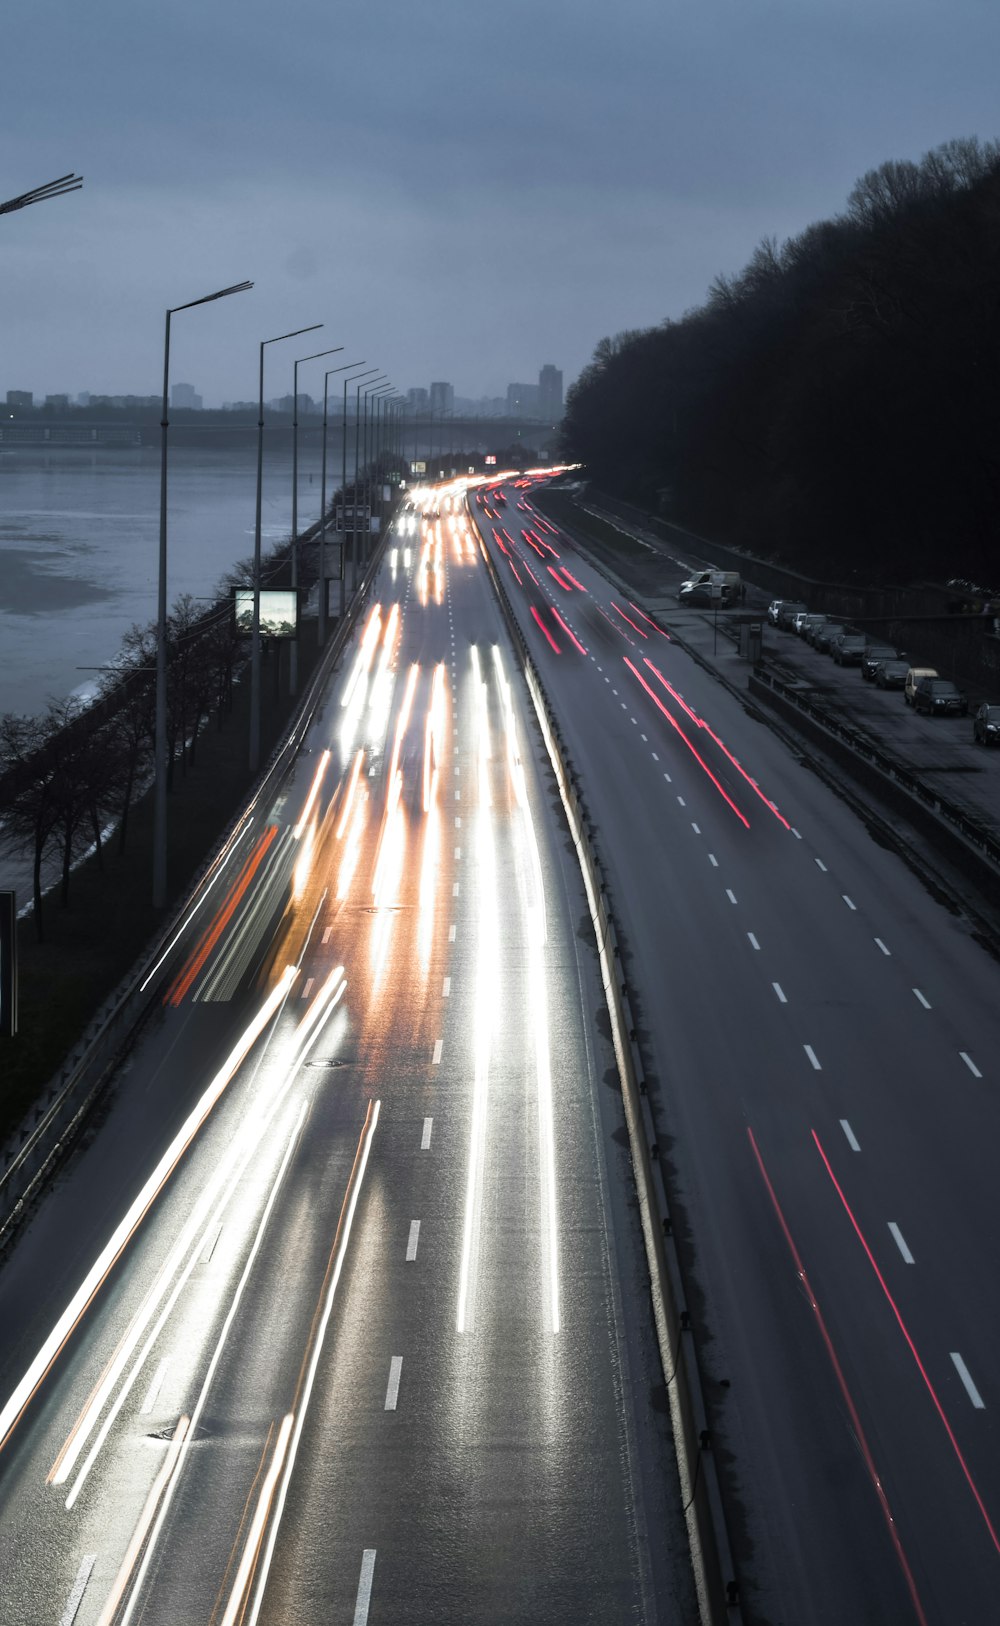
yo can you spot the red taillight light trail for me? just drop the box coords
[547,565,572,591]
[747,1127,929,1626]
[623,658,750,827]
[628,601,670,638]
[550,607,587,655]
[641,659,790,829]
[561,568,586,591]
[610,601,648,638]
[530,606,561,653]
[508,557,523,586]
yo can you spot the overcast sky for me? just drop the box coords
[4,0,999,405]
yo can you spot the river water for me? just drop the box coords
[0,440,338,718]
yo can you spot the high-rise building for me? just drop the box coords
[429,381,454,415]
[6,390,32,409]
[171,381,203,410]
[538,365,563,422]
[44,394,70,410]
[506,382,540,419]
[76,392,91,406]
[407,387,429,410]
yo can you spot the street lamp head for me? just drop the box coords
[263,322,322,348]
[171,280,253,316]
[0,172,83,216]
[295,345,344,367]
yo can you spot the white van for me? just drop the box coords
[678,569,742,606]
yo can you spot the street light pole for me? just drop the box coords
[319,360,365,644]
[369,386,393,547]
[343,368,379,607]
[290,344,342,693]
[154,278,253,909]
[354,375,387,583]
[250,322,322,775]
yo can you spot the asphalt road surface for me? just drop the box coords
[0,512,694,1624]
[473,478,1000,1625]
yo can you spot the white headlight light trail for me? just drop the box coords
[457,647,498,1333]
[493,646,560,1334]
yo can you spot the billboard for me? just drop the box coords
[0,891,16,1038]
[412,460,427,475]
[233,588,298,638]
[485,455,497,466]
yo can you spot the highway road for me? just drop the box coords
[0,511,693,1623]
[471,477,1000,1625]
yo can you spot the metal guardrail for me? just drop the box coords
[0,528,392,1252]
[751,667,1000,874]
[472,512,743,1623]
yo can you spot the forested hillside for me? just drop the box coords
[561,138,1000,586]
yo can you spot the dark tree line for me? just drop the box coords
[561,137,1000,586]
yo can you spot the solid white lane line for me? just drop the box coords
[384,1357,403,1411]
[726,889,737,904]
[448,923,456,942]
[140,1358,170,1416]
[691,823,701,835]
[772,982,787,1004]
[960,1052,983,1078]
[442,977,451,997]
[708,854,718,867]
[432,1040,443,1064]
[353,1550,377,1626]
[677,795,686,807]
[951,1353,985,1409]
[747,933,760,950]
[59,1554,97,1626]
[421,1117,433,1149]
[804,1045,822,1070]
[840,1119,861,1151]
[913,989,931,1009]
[406,1220,420,1261]
[875,937,891,956]
[321,926,333,945]
[843,895,857,911]
[815,858,827,872]
[301,979,315,1000]
[888,1223,914,1264]
[453,881,460,896]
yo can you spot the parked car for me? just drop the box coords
[832,633,868,666]
[767,599,787,625]
[912,677,968,716]
[804,616,832,646]
[776,600,808,630]
[860,643,898,680]
[814,622,846,654]
[874,658,910,690]
[904,666,938,706]
[799,614,828,640]
[791,610,813,634]
[973,702,1000,744]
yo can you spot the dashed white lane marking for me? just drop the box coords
[621,702,628,711]
[454,789,461,800]
[815,859,828,872]
[59,1555,97,1626]
[353,1549,377,1625]
[804,1044,822,1070]
[960,1052,982,1078]
[421,1117,433,1149]
[840,1119,861,1151]
[641,733,648,741]
[913,989,931,1009]
[140,1357,170,1415]
[406,1220,421,1260]
[454,846,462,860]
[950,1352,985,1409]
[791,827,802,839]
[888,1223,914,1264]
[605,676,610,684]
[652,752,659,762]
[677,795,686,807]
[748,932,760,950]
[200,1224,223,1265]
[449,923,457,942]
[442,977,451,997]
[843,895,857,911]
[663,771,672,783]
[612,688,619,695]
[384,1356,403,1410]
[875,938,891,956]
[708,853,718,867]
[453,881,460,897]
[432,1039,443,1064]
[321,926,333,945]
[301,978,315,999]
[726,889,737,904]
[691,823,701,835]
[772,982,787,1004]
[455,816,462,827]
